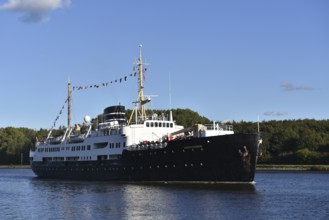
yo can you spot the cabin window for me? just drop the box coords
[159,123,162,127]
[87,145,91,150]
[151,122,154,127]
[155,122,158,127]
[170,123,173,128]
[166,123,169,128]
[146,122,149,127]
[123,142,126,148]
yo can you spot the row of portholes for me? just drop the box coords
[131,148,204,157]
[35,163,204,172]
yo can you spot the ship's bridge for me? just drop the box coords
[122,119,183,146]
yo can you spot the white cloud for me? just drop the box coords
[0,0,71,23]
[264,111,288,117]
[263,111,274,116]
[280,82,315,91]
[275,111,288,116]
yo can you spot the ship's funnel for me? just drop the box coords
[103,105,126,125]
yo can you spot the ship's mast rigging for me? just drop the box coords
[128,45,150,124]
[45,77,72,142]
[138,44,146,120]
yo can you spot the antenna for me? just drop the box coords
[67,77,71,130]
[169,72,173,121]
[169,72,172,110]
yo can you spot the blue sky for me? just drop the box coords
[0,0,328,129]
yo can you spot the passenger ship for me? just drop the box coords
[29,46,260,182]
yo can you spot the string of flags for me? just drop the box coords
[49,97,69,131]
[72,67,147,91]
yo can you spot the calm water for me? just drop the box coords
[0,169,328,220]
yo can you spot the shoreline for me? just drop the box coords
[0,165,31,169]
[256,164,329,172]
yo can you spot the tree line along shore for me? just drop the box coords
[1,109,329,166]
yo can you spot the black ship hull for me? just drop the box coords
[31,133,259,182]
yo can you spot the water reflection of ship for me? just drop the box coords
[29,45,260,182]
